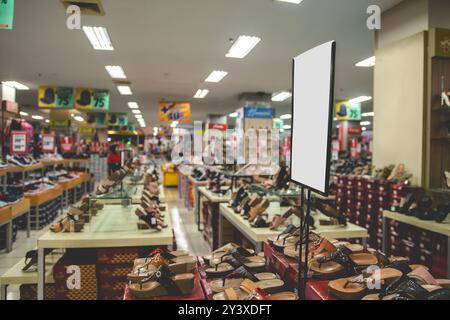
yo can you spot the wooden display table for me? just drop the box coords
[25,185,63,207]
[219,203,368,252]
[41,159,66,166]
[0,251,63,300]
[36,204,174,300]
[382,210,450,278]
[0,199,31,253]
[7,163,44,173]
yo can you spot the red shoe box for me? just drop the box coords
[123,270,206,300]
[306,280,335,300]
[263,242,293,279]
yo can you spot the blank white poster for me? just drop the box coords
[291,41,335,194]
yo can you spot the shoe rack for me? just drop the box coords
[429,57,450,191]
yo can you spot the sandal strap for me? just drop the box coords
[317,247,358,272]
[140,265,182,296]
[240,279,258,294]
[225,266,258,282]
[383,277,429,300]
[224,288,239,300]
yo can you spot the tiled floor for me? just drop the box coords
[0,187,210,300]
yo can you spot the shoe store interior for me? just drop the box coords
[0,0,450,302]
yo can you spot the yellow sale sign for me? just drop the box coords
[159,102,191,122]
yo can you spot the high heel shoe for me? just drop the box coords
[248,199,270,223]
[270,207,296,230]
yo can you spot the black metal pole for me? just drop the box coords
[297,186,305,299]
[302,188,312,300]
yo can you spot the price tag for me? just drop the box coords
[60,136,73,153]
[42,134,55,153]
[11,131,28,155]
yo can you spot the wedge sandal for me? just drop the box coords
[213,279,295,300]
[128,265,195,298]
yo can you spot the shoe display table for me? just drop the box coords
[36,204,174,300]
[188,175,208,212]
[219,203,368,252]
[130,185,166,204]
[382,210,450,278]
[198,187,231,249]
[0,251,63,300]
[0,199,31,253]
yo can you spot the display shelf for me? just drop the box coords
[131,185,166,204]
[219,203,368,252]
[383,210,450,237]
[198,186,231,203]
[10,198,30,218]
[7,163,44,172]
[25,186,63,207]
[0,168,8,176]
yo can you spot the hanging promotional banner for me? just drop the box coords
[11,131,28,155]
[78,127,95,134]
[42,134,56,153]
[108,113,128,126]
[159,102,191,122]
[39,86,74,108]
[0,0,14,30]
[336,101,361,121]
[60,136,73,153]
[244,106,274,119]
[350,138,358,159]
[208,123,227,131]
[75,88,110,110]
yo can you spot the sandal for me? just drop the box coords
[309,247,378,279]
[128,265,195,298]
[270,207,296,230]
[248,199,270,223]
[209,265,281,293]
[206,255,266,278]
[267,225,298,245]
[213,279,296,300]
[134,248,189,266]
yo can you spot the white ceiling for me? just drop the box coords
[0,0,403,132]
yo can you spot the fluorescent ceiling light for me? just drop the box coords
[283,125,292,130]
[194,89,209,99]
[349,96,372,105]
[20,111,29,116]
[128,102,139,109]
[362,112,375,117]
[117,85,132,95]
[132,109,141,114]
[360,121,371,126]
[226,35,261,59]
[280,129,285,133]
[362,127,367,131]
[82,26,114,51]
[74,116,85,122]
[135,114,143,119]
[105,66,127,79]
[355,56,375,67]
[45,119,50,123]
[275,0,304,4]
[280,114,292,120]
[205,71,228,83]
[32,115,44,120]
[140,125,147,128]
[2,81,29,90]
[272,91,292,102]
[229,112,238,118]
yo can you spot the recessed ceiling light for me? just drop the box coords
[45,119,50,123]
[20,111,29,116]
[229,112,238,118]
[349,96,372,105]
[355,56,375,67]
[283,125,292,130]
[360,121,371,126]
[132,109,141,114]
[275,0,304,4]
[82,26,114,51]
[226,35,261,59]
[2,81,30,90]
[205,71,228,83]
[280,114,292,120]
[117,85,132,95]
[272,91,292,102]
[194,89,209,99]
[74,116,85,122]
[128,102,139,109]
[32,115,44,120]
[362,112,375,117]
[105,66,127,79]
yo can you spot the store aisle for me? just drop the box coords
[164,188,211,257]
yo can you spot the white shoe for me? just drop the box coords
[442,91,450,107]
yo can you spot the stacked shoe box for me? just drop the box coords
[335,175,395,250]
[97,247,140,300]
[53,249,98,300]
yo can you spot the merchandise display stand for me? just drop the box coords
[197,186,231,247]
[383,210,450,278]
[0,251,63,300]
[36,204,174,300]
[218,202,367,252]
[0,199,31,253]
[188,175,208,212]
[25,185,63,230]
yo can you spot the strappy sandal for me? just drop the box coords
[134,248,189,266]
[209,265,281,293]
[206,255,266,278]
[309,247,378,279]
[209,247,265,267]
[213,279,297,300]
[270,207,296,230]
[204,243,247,265]
[248,199,270,223]
[267,225,298,245]
[128,254,196,282]
[250,214,270,228]
[362,266,450,300]
[128,265,195,298]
